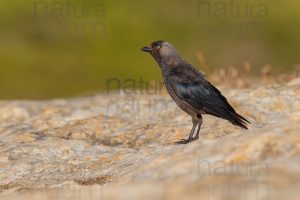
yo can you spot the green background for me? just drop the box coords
[0,0,299,99]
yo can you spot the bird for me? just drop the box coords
[141,40,250,144]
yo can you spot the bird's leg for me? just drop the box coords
[175,115,203,144]
[193,117,203,140]
[188,123,197,140]
[175,123,197,144]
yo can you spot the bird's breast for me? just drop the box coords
[163,77,198,116]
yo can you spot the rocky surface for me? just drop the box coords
[0,84,300,200]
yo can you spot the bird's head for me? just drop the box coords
[141,40,182,66]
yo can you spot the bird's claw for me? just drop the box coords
[175,139,190,144]
[175,137,199,145]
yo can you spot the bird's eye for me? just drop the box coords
[156,46,161,50]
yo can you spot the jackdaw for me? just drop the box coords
[141,40,250,144]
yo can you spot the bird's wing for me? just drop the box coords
[170,75,250,129]
[172,80,234,118]
[168,65,249,128]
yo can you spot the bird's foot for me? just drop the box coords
[175,136,199,145]
[175,139,190,144]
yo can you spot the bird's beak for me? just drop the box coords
[141,46,152,53]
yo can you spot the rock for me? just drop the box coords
[0,85,300,200]
[287,77,300,86]
[0,106,29,124]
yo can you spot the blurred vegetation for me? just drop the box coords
[0,0,300,99]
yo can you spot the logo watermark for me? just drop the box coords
[196,0,269,34]
[104,78,189,125]
[33,0,106,39]
[105,78,165,95]
[197,159,270,199]
[197,0,268,18]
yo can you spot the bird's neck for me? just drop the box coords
[155,54,185,71]
[160,57,186,80]
[163,54,184,66]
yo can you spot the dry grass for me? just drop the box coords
[208,63,300,88]
[195,51,300,88]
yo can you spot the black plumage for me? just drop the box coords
[141,40,250,144]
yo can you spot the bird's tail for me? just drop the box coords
[228,111,251,129]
